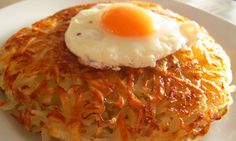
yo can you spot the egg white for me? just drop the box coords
[65,3,199,70]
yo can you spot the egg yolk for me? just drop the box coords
[101,5,154,37]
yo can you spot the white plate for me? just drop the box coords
[0,0,236,141]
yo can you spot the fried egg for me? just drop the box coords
[65,3,200,70]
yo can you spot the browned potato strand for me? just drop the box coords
[0,1,233,141]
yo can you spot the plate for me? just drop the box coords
[0,0,236,141]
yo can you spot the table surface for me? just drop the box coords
[0,0,236,25]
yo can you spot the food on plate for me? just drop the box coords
[0,1,234,141]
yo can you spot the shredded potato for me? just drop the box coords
[0,1,233,141]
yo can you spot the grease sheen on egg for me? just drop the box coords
[65,3,200,70]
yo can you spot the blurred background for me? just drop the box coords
[0,0,22,8]
[177,0,236,24]
[0,0,235,25]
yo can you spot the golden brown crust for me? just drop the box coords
[0,1,232,141]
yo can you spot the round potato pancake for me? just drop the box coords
[0,1,233,141]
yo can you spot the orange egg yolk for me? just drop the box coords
[101,5,155,37]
